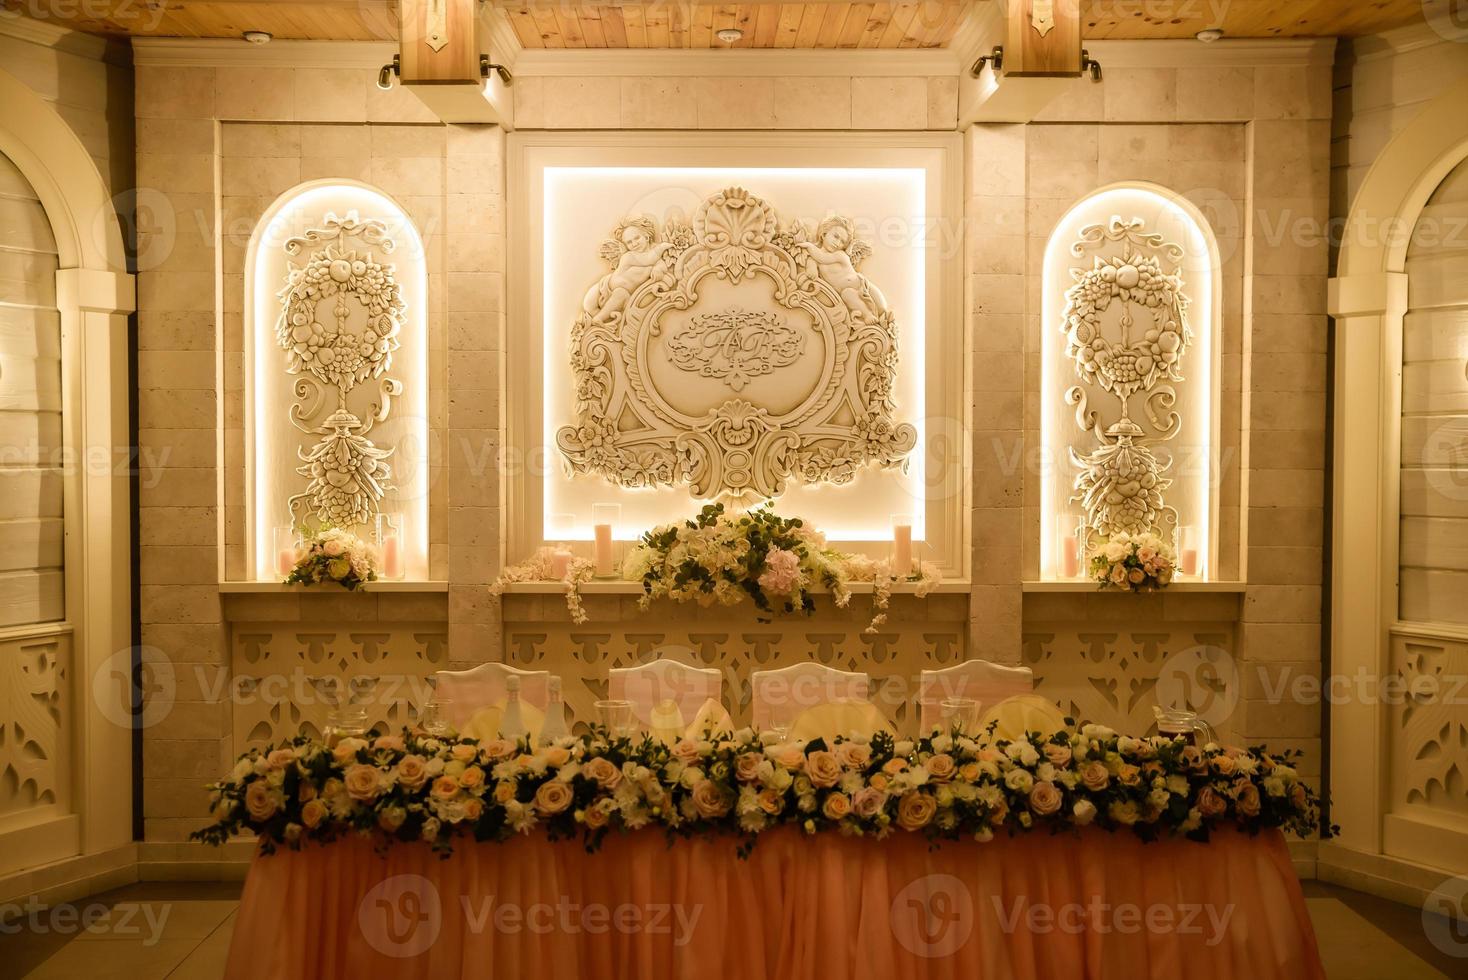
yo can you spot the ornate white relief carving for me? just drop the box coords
[0,633,69,816]
[277,210,405,529]
[1061,217,1191,547]
[557,187,916,501]
[1390,633,1468,819]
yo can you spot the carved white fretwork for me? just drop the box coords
[0,633,69,817]
[1061,217,1191,550]
[277,210,405,530]
[557,187,916,501]
[1390,633,1468,820]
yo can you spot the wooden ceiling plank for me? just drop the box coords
[667,1,692,48]
[814,1,846,47]
[643,1,671,47]
[878,2,917,49]
[578,3,608,47]
[837,2,875,48]
[621,1,648,47]
[752,3,781,47]
[529,5,565,47]
[507,9,545,48]
[859,2,892,48]
[599,5,629,46]
[917,0,960,47]
[773,3,803,47]
[688,3,713,46]
[794,3,826,46]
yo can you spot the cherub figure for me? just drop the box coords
[795,215,888,323]
[582,217,673,324]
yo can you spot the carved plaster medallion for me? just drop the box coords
[557,187,916,501]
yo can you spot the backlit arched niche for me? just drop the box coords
[1040,183,1221,580]
[246,181,429,581]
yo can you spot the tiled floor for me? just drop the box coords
[0,879,1459,978]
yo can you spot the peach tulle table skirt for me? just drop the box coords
[224,827,1324,980]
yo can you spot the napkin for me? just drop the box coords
[684,698,734,740]
[460,702,546,743]
[648,698,687,744]
[789,700,892,743]
[976,694,1067,742]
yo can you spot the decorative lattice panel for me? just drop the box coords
[1390,631,1468,822]
[0,631,70,818]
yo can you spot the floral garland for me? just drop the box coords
[625,503,939,632]
[490,549,597,623]
[1090,531,1176,592]
[191,724,1328,857]
[283,527,378,591]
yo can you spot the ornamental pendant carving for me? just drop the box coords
[1031,0,1056,37]
[557,187,916,501]
[1061,217,1191,546]
[425,0,449,51]
[276,210,405,530]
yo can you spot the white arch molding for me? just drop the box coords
[1327,75,1468,883]
[0,68,135,874]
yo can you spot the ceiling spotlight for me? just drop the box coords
[716,28,743,44]
[242,30,272,44]
[1195,28,1224,42]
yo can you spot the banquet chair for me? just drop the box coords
[432,662,551,731]
[609,658,725,739]
[917,661,1034,733]
[750,662,870,732]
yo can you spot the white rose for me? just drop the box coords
[1072,800,1097,826]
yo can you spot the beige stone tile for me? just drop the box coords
[220,155,301,198]
[693,77,775,128]
[619,76,698,129]
[371,123,445,158]
[540,76,622,128]
[1176,66,1254,121]
[214,67,295,121]
[366,72,439,123]
[927,75,958,129]
[1102,68,1177,122]
[1026,124,1096,161]
[294,67,367,122]
[512,75,545,128]
[137,67,216,120]
[21,938,199,979]
[968,124,1026,196]
[851,76,929,130]
[1030,75,1105,122]
[369,156,444,198]
[771,76,851,129]
[1168,123,1246,162]
[136,119,215,156]
[1254,65,1332,121]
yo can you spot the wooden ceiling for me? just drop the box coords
[0,0,1440,44]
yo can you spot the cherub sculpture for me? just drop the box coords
[795,215,888,324]
[582,217,673,324]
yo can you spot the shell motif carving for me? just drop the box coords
[557,186,916,501]
[1061,217,1191,546]
[276,210,405,530]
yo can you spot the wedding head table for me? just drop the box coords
[198,714,1328,979]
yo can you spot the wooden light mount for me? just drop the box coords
[999,0,1091,78]
[393,0,514,125]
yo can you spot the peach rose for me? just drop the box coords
[822,792,852,820]
[451,743,478,763]
[372,735,405,754]
[1211,754,1236,776]
[1196,786,1227,818]
[806,751,842,788]
[756,788,783,815]
[395,755,430,791]
[836,742,872,770]
[535,781,574,815]
[493,780,517,804]
[1128,568,1145,584]
[1080,762,1110,791]
[244,780,278,822]
[459,766,486,790]
[464,797,484,821]
[868,772,891,792]
[480,739,517,761]
[882,758,908,776]
[583,756,623,790]
[266,748,296,770]
[735,753,763,782]
[1028,780,1062,816]
[1044,744,1073,768]
[691,780,732,819]
[583,802,612,829]
[344,764,381,802]
[959,762,981,782]
[897,792,937,831]
[300,798,327,829]
[431,775,461,800]
[377,805,407,832]
[1290,783,1308,810]
[1234,782,1261,817]
[1110,565,1129,587]
[298,782,317,803]
[1179,745,1204,770]
[852,787,886,819]
[543,746,571,769]
[925,753,956,782]
[773,745,805,771]
[1117,764,1142,787]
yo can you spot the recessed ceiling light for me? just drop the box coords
[716,28,743,44]
[1195,28,1224,42]
[242,30,273,44]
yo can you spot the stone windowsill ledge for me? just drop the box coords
[218,581,450,593]
[1021,580,1246,593]
[498,579,975,596]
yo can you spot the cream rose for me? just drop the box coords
[431,774,461,800]
[395,755,430,791]
[897,792,937,831]
[300,797,327,829]
[925,753,956,782]
[451,743,478,763]
[821,792,852,820]
[805,751,842,788]
[836,742,872,770]
[1080,761,1109,791]
[1044,744,1073,768]
[583,801,612,829]
[735,753,763,782]
[543,746,572,769]
[480,739,516,761]
[377,805,407,832]
[756,788,783,815]
[1028,780,1062,816]
[1196,786,1227,818]
[459,766,486,790]
[535,780,574,815]
[493,780,517,804]
[691,780,732,819]
[583,756,623,790]
[1071,799,1097,826]
[343,764,381,802]
[244,780,278,822]
[266,748,296,770]
[1235,782,1261,817]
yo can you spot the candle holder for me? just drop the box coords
[272,526,300,580]
[592,502,621,578]
[375,512,405,581]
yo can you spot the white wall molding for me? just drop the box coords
[1085,38,1336,68]
[131,37,397,69]
[510,47,962,77]
[0,12,120,62]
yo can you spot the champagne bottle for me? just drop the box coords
[500,675,528,742]
[539,676,568,745]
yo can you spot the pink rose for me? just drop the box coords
[1128,568,1145,584]
[805,751,842,788]
[822,793,852,820]
[343,764,381,802]
[671,740,702,764]
[1080,762,1110,791]
[535,781,574,815]
[480,739,516,761]
[852,787,886,819]
[925,753,956,782]
[1109,565,1129,587]
[395,755,429,791]
[836,741,871,770]
[897,792,937,831]
[583,756,623,790]
[1044,744,1073,768]
[1028,781,1062,816]
[323,539,345,557]
[691,781,732,819]
[300,798,327,829]
[1234,782,1261,817]
[266,748,296,770]
[735,753,763,782]
[372,735,405,754]
[244,780,278,822]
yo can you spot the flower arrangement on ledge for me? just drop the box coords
[1090,531,1176,592]
[626,503,939,633]
[283,527,379,592]
[490,503,940,631]
[190,723,1328,858]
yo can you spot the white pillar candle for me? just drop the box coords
[594,523,615,576]
[892,523,913,574]
[549,547,572,579]
[381,534,402,580]
[277,548,296,577]
[1060,544,1080,579]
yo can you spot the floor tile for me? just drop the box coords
[21,938,200,980]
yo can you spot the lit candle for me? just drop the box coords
[892,522,912,574]
[277,548,296,577]
[382,534,402,580]
[1178,525,1199,577]
[594,523,614,576]
[1060,544,1080,578]
[549,547,572,579]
